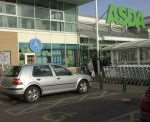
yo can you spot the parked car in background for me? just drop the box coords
[0,64,92,103]
[140,87,150,122]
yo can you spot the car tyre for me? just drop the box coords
[24,86,40,103]
[77,80,88,94]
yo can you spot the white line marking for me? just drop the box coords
[43,112,77,122]
[5,91,120,116]
[105,110,139,122]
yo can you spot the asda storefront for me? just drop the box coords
[0,0,93,68]
[79,4,148,67]
[19,41,79,67]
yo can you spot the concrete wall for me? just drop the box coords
[18,31,79,44]
[0,31,19,65]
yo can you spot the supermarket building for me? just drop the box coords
[0,0,149,69]
[0,0,93,68]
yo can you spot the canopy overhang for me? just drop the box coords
[57,0,94,5]
[1,0,94,5]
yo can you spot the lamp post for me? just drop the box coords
[95,0,104,90]
[95,0,100,75]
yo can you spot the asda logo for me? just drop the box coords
[106,4,145,28]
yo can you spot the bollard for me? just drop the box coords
[98,63,105,90]
[122,67,127,93]
[122,78,127,93]
[98,73,103,90]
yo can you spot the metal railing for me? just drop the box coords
[102,65,150,92]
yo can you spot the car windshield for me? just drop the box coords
[3,66,21,77]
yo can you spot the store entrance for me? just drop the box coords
[89,49,97,74]
[25,53,35,64]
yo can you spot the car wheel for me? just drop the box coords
[77,80,88,94]
[24,86,40,103]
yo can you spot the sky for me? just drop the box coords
[79,0,150,18]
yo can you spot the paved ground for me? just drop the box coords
[0,82,145,122]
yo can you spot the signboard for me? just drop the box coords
[106,4,145,28]
[29,38,43,53]
[0,51,11,65]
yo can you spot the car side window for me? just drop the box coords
[33,65,53,77]
[52,65,72,76]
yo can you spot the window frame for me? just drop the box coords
[0,1,77,33]
[50,9,64,22]
[51,21,64,32]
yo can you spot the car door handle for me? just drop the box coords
[36,78,41,81]
[56,77,61,80]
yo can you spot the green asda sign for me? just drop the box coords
[106,4,145,28]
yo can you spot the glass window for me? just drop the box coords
[80,38,88,44]
[35,44,52,64]
[0,15,4,27]
[52,65,72,76]
[65,23,76,32]
[33,65,52,77]
[50,0,57,9]
[80,45,89,65]
[51,10,64,20]
[6,4,16,15]
[0,4,3,13]
[35,7,50,19]
[37,56,48,64]
[1,0,16,3]
[4,66,21,77]
[52,44,65,65]
[57,2,63,10]
[66,44,79,67]
[18,4,34,17]
[64,4,77,22]
[66,50,75,67]
[118,49,137,64]
[7,16,17,28]
[50,0,63,10]
[36,47,51,64]
[0,16,15,28]
[0,2,16,15]
[18,0,34,5]
[37,56,51,64]
[141,48,150,64]
[18,17,34,29]
[35,19,50,30]
[35,0,49,8]
[51,21,64,31]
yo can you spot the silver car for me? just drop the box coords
[0,64,92,103]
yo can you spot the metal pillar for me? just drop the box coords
[95,0,104,90]
[111,51,114,65]
[95,0,100,75]
[137,48,141,65]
